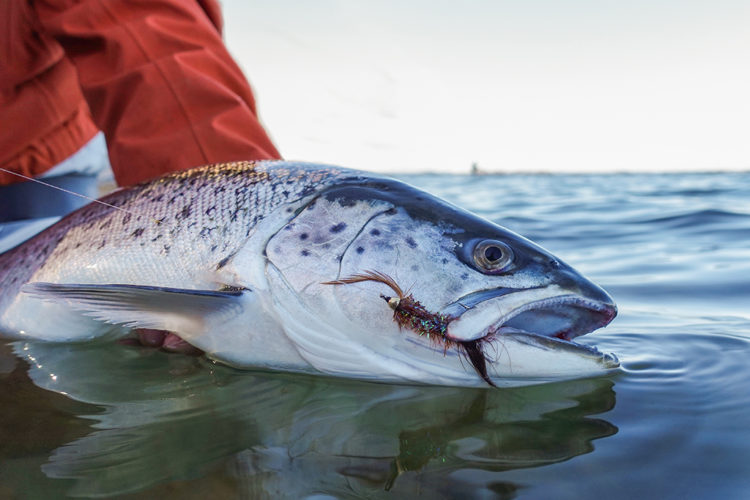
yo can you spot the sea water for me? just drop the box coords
[1,172,749,499]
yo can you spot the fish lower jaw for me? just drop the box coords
[485,325,618,363]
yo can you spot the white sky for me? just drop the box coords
[222,1,750,174]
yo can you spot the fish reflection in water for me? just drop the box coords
[8,341,617,498]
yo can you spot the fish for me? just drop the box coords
[0,160,618,387]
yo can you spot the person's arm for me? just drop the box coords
[33,0,281,186]
[0,0,99,186]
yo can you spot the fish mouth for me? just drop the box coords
[490,294,617,341]
[441,288,619,385]
[443,287,617,342]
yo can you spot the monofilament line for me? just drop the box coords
[0,167,162,225]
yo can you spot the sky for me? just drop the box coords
[222,1,750,174]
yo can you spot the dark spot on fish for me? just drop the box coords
[163,245,171,255]
[370,229,381,236]
[411,265,418,271]
[337,198,357,208]
[330,222,347,233]
[282,190,290,197]
[299,186,315,197]
[99,220,112,230]
[151,234,162,242]
[74,242,82,249]
[216,255,231,269]
[210,245,217,252]
[300,233,309,240]
[178,205,192,218]
[356,246,365,254]
[286,208,293,213]
[461,273,469,280]
[442,258,448,264]
[205,206,216,217]
[301,249,310,257]
[131,228,145,238]
[97,239,106,249]
[405,237,417,248]
[122,214,132,225]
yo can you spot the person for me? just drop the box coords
[1,0,281,352]
[1,0,280,224]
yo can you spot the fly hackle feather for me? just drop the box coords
[323,270,406,298]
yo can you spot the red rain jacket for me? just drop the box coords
[0,0,280,187]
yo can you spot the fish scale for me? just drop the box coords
[0,161,344,314]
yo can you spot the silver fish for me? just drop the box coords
[0,161,618,386]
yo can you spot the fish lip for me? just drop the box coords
[485,326,621,369]
[444,293,618,344]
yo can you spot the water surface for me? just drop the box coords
[2,172,749,498]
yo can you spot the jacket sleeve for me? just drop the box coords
[33,0,281,186]
[0,0,99,185]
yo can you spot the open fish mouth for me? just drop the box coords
[484,296,618,366]
[490,295,617,341]
[442,289,619,382]
[443,284,617,342]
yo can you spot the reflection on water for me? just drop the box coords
[4,341,617,498]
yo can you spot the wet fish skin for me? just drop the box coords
[0,160,618,386]
[0,161,342,316]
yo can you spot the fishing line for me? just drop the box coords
[0,167,162,225]
[0,166,218,285]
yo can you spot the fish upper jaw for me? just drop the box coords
[443,285,617,344]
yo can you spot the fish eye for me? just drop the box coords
[473,240,514,273]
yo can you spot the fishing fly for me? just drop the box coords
[323,270,496,386]
[324,270,452,340]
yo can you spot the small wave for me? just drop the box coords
[628,209,750,228]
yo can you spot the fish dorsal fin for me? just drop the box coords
[22,282,246,334]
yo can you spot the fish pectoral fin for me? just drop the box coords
[22,282,247,334]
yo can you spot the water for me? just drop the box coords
[2,172,750,499]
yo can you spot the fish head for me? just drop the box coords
[265,173,618,386]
